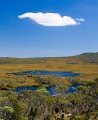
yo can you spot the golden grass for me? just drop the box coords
[0,57,98,88]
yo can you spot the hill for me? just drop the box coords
[72,52,98,63]
[0,52,98,64]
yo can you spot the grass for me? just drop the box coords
[0,53,98,88]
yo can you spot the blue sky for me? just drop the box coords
[0,0,98,57]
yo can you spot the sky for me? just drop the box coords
[0,0,98,58]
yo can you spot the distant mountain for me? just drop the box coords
[0,52,98,64]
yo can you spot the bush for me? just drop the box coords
[46,114,51,120]
[70,115,83,120]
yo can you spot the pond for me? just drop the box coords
[13,70,80,77]
[14,70,80,95]
[15,84,80,96]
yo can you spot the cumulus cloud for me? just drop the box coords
[18,12,85,27]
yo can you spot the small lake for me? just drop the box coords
[14,70,80,95]
[15,84,80,96]
[13,70,79,77]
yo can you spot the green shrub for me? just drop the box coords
[70,115,83,120]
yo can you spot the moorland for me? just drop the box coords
[0,52,98,89]
[0,52,98,120]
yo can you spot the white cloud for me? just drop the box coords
[18,12,85,27]
[76,18,85,22]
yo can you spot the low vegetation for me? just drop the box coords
[0,53,98,119]
[0,53,98,88]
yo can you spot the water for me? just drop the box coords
[14,70,80,95]
[46,86,57,96]
[66,84,80,94]
[13,70,79,77]
[14,84,80,95]
[15,86,39,92]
